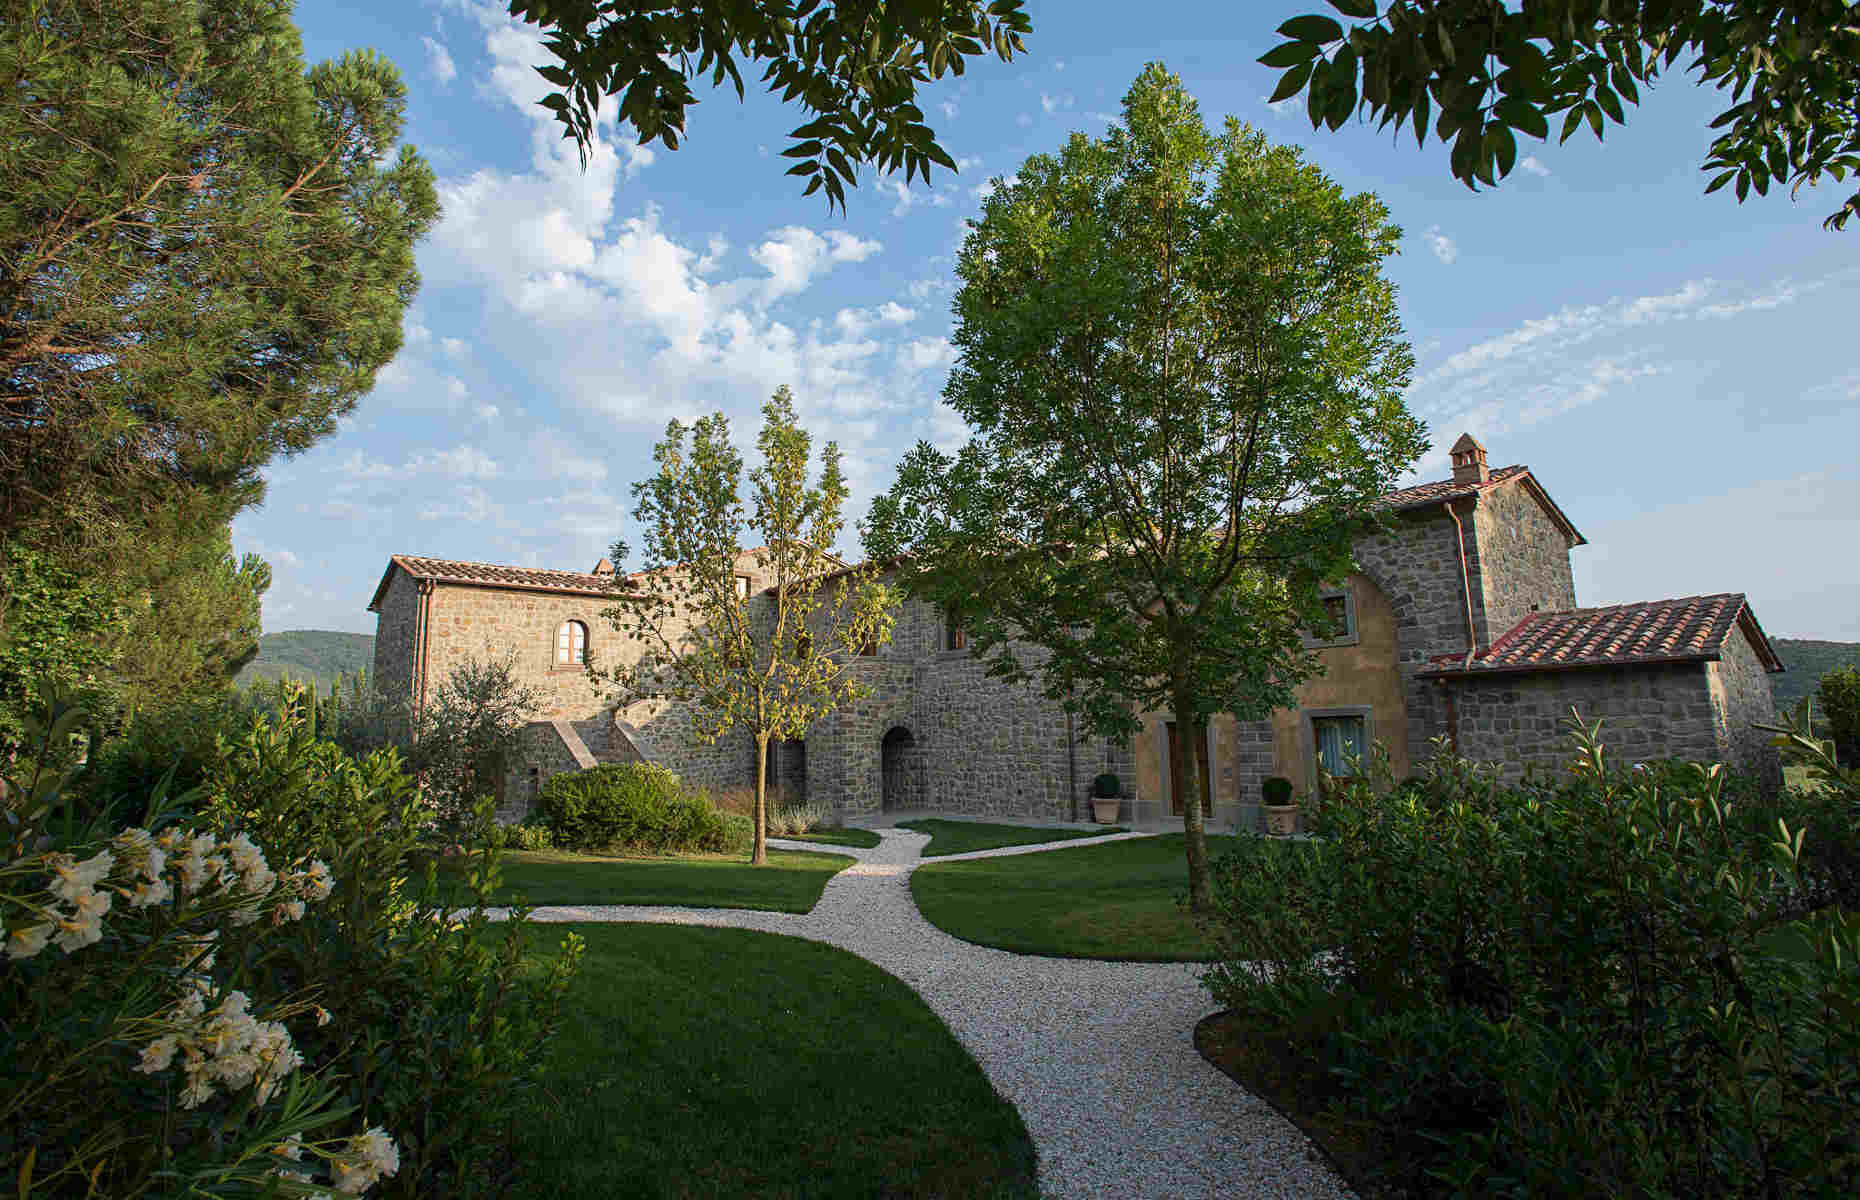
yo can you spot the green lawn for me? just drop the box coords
[897,817,1130,857]
[910,833,1242,960]
[508,923,1039,1199]
[776,826,883,849]
[485,848,855,913]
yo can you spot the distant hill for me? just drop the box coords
[237,631,375,691]
[1771,638,1860,714]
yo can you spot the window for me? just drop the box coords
[555,620,588,666]
[734,574,751,600]
[1312,714,1367,779]
[1307,586,1358,647]
[796,632,812,660]
[944,608,965,651]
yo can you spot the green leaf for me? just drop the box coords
[1609,62,1639,105]
[1270,61,1315,104]
[1584,99,1604,139]
[1329,0,1377,17]
[1413,87,1430,148]
[1489,122,1517,178]
[1559,105,1585,144]
[1495,96,1548,140]
[1259,40,1321,68]
[1703,169,1737,195]
[1278,15,1345,43]
[1594,85,1624,124]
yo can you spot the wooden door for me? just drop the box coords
[1166,721,1212,817]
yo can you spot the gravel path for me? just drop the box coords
[508,828,1352,1199]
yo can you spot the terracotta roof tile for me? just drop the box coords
[1420,593,1782,676]
[1379,464,1530,512]
[375,555,642,605]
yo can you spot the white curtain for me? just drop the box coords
[1316,717,1366,777]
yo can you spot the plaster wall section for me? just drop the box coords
[1470,479,1579,639]
[1269,571,1411,798]
[1350,506,1483,771]
[1447,662,1719,782]
[1709,622,1784,795]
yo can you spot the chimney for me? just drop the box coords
[590,557,614,576]
[1449,433,1489,485]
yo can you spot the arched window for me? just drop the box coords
[555,620,588,666]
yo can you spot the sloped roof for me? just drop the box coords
[1380,464,1586,545]
[1419,592,1784,677]
[366,555,643,611]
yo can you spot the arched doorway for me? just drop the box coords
[881,726,916,813]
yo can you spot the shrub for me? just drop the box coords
[76,690,246,820]
[538,762,729,853]
[1091,771,1121,798]
[501,816,555,852]
[1820,665,1860,767]
[768,795,835,836]
[2,693,409,1196]
[1203,711,1860,1196]
[1260,775,1294,806]
[720,811,755,855]
[196,697,584,1197]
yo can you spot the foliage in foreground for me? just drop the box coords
[512,0,1031,212]
[1203,708,1860,1196]
[1259,1,1860,230]
[3,692,583,1198]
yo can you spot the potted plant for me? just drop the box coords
[1261,775,1298,836]
[1090,772,1123,824]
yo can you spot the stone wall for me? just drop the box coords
[1446,662,1719,781]
[1351,505,1481,770]
[369,570,421,701]
[1710,619,1783,794]
[498,721,584,824]
[1471,478,1579,640]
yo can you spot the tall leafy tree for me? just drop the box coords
[1258,0,1860,230]
[864,64,1426,908]
[0,0,440,599]
[596,387,894,864]
[511,0,1031,210]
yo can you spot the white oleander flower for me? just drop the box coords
[314,1005,333,1027]
[52,889,111,952]
[137,1035,180,1074]
[273,899,306,924]
[112,828,164,881]
[274,1132,304,1161]
[300,860,334,902]
[5,922,52,960]
[129,875,172,908]
[48,849,115,903]
[331,1126,399,1194]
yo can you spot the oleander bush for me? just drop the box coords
[2,690,584,1199]
[537,761,730,853]
[1204,707,1860,1197]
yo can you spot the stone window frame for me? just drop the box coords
[1301,706,1374,791]
[1303,584,1360,649]
[552,619,589,671]
[1157,720,1218,815]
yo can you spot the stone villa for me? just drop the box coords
[366,434,1784,829]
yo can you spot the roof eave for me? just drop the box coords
[1420,651,1717,680]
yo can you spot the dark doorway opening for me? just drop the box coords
[881,726,916,812]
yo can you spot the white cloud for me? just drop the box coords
[475,403,501,422]
[1519,155,1551,177]
[940,99,959,121]
[441,337,467,358]
[901,336,957,372]
[1054,59,1067,72]
[419,485,501,524]
[834,302,917,337]
[1422,225,1459,265]
[879,177,954,217]
[431,446,500,479]
[422,36,457,85]
[1263,96,1297,118]
[973,171,1018,202]
[445,376,469,404]
[270,548,302,569]
[1040,92,1074,115]
[749,227,882,302]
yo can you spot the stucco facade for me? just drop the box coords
[367,435,1785,826]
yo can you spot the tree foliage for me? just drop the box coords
[0,0,441,575]
[864,64,1426,907]
[0,546,129,751]
[1819,663,1860,766]
[1260,0,1860,230]
[595,387,893,864]
[510,0,1031,211]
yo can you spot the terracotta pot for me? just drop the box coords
[1263,804,1299,836]
[1091,796,1121,824]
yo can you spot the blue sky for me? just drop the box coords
[243,0,1860,641]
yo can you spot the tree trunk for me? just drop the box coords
[752,731,770,866]
[1173,683,1212,912]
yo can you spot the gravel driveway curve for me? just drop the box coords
[508,828,1353,1199]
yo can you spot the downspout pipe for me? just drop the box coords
[415,578,436,727]
[1444,499,1479,753]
